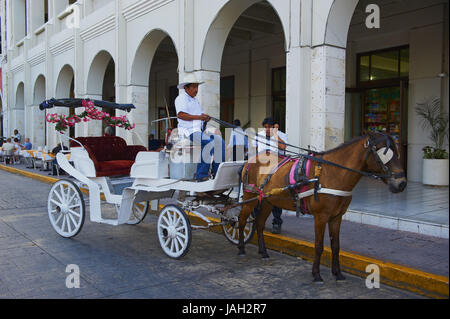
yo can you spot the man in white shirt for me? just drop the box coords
[253,117,286,155]
[274,121,288,156]
[174,73,225,181]
[252,117,287,234]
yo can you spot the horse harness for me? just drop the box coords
[240,133,404,216]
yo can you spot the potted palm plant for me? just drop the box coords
[415,97,449,186]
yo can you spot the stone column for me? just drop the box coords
[286,45,311,151]
[29,105,46,147]
[310,45,346,152]
[190,70,221,131]
[126,85,149,147]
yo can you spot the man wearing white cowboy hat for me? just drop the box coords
[175,73,225,181]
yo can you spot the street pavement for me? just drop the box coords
[0,170,422,299]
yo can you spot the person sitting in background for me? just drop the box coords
[13,138,21,161]
[21,138,33,150]
[12,129,22,143]
[148,134,161,151]
[104,126,114,136]
[50,143,69,176]
[227,119,248,161]
[1,138,15,153]
[1,138,15,163]
[51,143,68,155]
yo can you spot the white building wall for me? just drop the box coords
[0,0,447,183]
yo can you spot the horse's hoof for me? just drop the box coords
[334,273,346,281]
[313,274,324,283]
[261,254,270,259]
[238,251,246,257]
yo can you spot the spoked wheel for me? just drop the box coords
[48,179,85,238]
[222,206,255,245]
[157,205,192,259]
[128,201,149,225]
[115,201,149,225]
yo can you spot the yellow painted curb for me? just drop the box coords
[1,164,448,298]
[184,212,449,299]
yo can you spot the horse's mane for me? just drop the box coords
[316,135,367,155]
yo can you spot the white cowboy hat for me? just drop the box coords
[177,73,205,89]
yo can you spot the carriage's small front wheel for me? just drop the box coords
[127,201,149,225]
[157,205,192,259]
[48,179,85,238]
[115,201,149,225]
[222,206,255,245]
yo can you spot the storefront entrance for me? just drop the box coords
[346,46,409,172]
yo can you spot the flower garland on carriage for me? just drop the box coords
[42,99,136,132]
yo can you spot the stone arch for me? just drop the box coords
[11,82,25,138]
[127,29,180,146]
[33,74,46,105]
[324,0,359,48]
[15,82,25,109]
[55,64,75,99]
[130,29,178,87]
[31,75,47,147]
[86,50,115,97]
[201,0,289,72]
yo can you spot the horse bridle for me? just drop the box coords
[363,133,406,180]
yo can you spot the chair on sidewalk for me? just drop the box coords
[34,151,53,171]
[22,150,36,168]
[3,149,16,165]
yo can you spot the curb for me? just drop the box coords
[1,164,448,299]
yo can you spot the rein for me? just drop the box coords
[210,117,403,181]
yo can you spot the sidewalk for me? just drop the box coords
[345,177,449,239]
[1,162,448,298]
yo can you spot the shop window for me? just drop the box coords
[24,0,27,36]
[359,55,370,82]
[399,48,409,77]
[371,50,399,81]
[358,46,409,84]
[44,0,49,23]
[272,67,286,132]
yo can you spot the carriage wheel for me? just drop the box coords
[127,201,149,225]
[48,179,85,238]
[157,205,192,259]
[221,207,255,245]
[114,201,149,225]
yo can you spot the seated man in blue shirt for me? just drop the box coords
[175,73,225,181]
[21,138,33,150]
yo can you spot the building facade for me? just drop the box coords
[1,0,448,182]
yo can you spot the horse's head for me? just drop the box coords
[364,132,407,193]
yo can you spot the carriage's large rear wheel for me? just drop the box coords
[48,179,85,238]
[157,205,192,259]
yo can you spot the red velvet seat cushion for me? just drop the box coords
[97,160,135,177]
[70,136,147,177]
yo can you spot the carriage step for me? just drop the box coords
[90,217,123,226]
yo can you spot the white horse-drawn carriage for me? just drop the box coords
[42,98,255,259]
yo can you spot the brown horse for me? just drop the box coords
[237,132,407,282]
